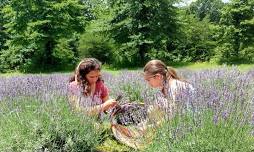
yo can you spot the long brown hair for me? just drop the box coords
[69,58,102,96]
[143,60,185,95]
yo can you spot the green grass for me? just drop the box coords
[0,72,25,77]
[175,62,221,69]
[235,64,254,71]
[1,62,253,77]
[104,62,254,73]
[174,62,254,71]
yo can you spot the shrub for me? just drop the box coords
[78,32,114,64]
[240,46,254,63]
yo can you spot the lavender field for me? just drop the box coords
[0,67,254,151]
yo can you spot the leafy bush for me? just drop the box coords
[51,37,79,71]
[211,43,235,64]
[240,46,254,63]
[78,32,114,64]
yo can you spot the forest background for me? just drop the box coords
[0,0,253,72]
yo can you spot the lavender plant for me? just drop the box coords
[0,67,253,151]
[145,67,254,151]
[0,74,68,102]
[0,98,104,151]
[104,70,149,103]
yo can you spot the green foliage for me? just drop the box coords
[212,43,236,63]
[53,37,78,66]
[0,0,8,52]
[147,48,178,62]
[0,0,89,72]
[109,0,179,66]
[0,0,253,70]
[78,0,116,64]
[0,98,103,151]
[174,11,218,62]
[145,7,219,63]
[189,0,224,23]
[78,25,114,64]
[240,46,254,62]
[216,0,254,63]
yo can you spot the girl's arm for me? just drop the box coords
[68,94,116,116]
[68,82,116,116]
[100,83,116,112]
[68,94,102,116]
[81,99,116,116]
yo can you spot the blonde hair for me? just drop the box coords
[143,60,183,81]
[144,60,186,95]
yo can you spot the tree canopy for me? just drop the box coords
[0,0,89,71]
[0,0,253,72]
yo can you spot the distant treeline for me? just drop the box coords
[0,0,253,72]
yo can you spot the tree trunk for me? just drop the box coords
[45,39,55,69]
[138,44,146,65]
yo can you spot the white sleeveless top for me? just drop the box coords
[153,79,195,111]
[167,79,195,101]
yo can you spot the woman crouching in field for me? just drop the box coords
[68,58,116,117]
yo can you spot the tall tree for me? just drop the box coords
[0,0,89,71]
[189,0,224,23]
[109,0,179,65]
[217,0,254,62]
[78,0,115,64]
[0,0,9,52]
[175,9,218,62]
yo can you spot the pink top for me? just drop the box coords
[68,80,109,103]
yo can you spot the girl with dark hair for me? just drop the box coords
[68,58,116,116]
